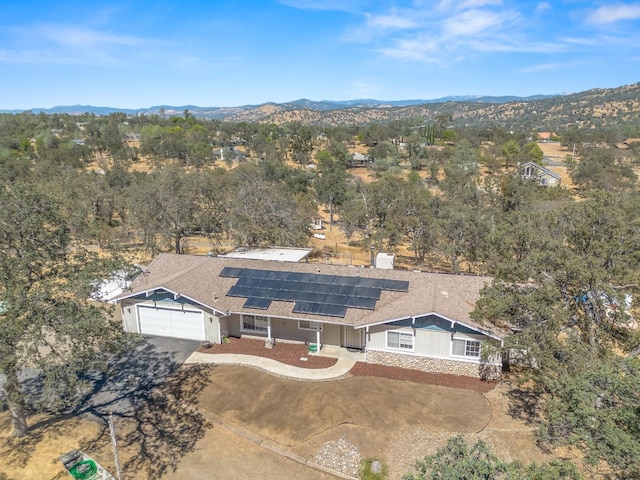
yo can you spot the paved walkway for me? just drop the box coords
[184,352,356,381]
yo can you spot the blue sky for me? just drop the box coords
[1,0,639,109]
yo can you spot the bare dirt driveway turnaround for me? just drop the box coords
[196,365,492,468]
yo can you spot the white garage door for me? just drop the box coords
[138,306,205,341]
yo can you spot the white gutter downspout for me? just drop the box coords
[316,329,321,351]
[267,318,272,343]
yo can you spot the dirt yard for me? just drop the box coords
[1,343,568,480]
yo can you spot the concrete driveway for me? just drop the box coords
[78,335,201,417]
[0,335,200,418]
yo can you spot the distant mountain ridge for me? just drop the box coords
[1,83,639,131]
[0,93,558,118]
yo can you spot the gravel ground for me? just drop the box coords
[315,436,362,477]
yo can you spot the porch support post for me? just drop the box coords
[267,318,272,342]
[316,329,321,350]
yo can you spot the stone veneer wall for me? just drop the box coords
[366,350,501,380]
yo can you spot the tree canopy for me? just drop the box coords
[0,184,131,437]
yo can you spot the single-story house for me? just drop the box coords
[519,161,561,187]
[350,152,372,168]
[115,254,504,379]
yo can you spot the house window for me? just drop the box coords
[241,314,268,333]
[387,330,413,351]
[299,320,322,331]
[452,338,481,358]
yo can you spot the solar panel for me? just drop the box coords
[222,267,409,317]
[348,296,377,309]
[285,272,305,282]
[353,286,382,299]
[273,289,298,301]
[295,292,328,304]
[257,278,283,290]
[383,279,410,292]
[324,294,351,306]
[313,274,336,285]
[293,302,347,318]
[264,270,288,280]
[297,273,316,283]
[305,282,334,294]
[239,268,264,278]
[219,266,243,277]
[356,277,386,289]
[316,303,348,317]
[333,275,360,286]
[227,285,256,297]
[243,297,272,309]
[250,287,280,299]
[328,284,356,296]
[236,276,262,287]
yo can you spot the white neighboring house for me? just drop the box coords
[92,270,134,304]
[519,161,561,187]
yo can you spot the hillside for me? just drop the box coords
[3,82,638,131]
[226,83,640,131]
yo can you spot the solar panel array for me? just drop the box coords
[220,267,409,318]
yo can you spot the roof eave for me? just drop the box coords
[116,286,229,317]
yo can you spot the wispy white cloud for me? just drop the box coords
[276,0,368,12]
[518,62,566,73]
[535,2,551,14]
[0,23,176,68]
[585,3,640,24]
[469,38,567,53]
[365,12,419,30]
[436,0,503,12]
[442,9,515,37]
[377,34,440,62]
[32,24,152,48]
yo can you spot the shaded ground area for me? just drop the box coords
[1,340,565,480]
[1,365,212,479]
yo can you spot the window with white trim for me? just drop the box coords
[387,330,413,351]
[452,338,481,358]
[299,320,322,331]
[241,314,268,333]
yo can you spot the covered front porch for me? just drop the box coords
[220,313,366,355]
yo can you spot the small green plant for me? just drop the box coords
[359,458,388,480]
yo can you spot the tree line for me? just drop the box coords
[1,110,640,477]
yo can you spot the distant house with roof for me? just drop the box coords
[519,161,561,187]
[536,132,556,142]
[115,254,504,379]
[349,152,372,168]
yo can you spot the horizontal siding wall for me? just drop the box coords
[366,322,501,379]
[367,324,453,357]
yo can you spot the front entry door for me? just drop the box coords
[342,326,363,350]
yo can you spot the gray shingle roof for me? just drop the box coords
[117,254,501,336]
